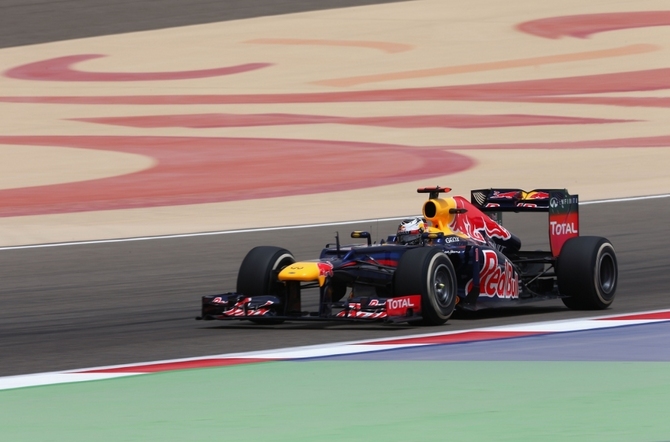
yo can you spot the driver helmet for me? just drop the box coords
[397,217,426,245]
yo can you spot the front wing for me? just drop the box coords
[196,293,423,323]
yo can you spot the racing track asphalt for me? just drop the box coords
[0,0,410,49]
[1,197,668,377]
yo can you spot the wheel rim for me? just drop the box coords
[598,252,617,296]
[431,263,454,310]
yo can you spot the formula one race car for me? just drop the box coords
[197,187,618,326]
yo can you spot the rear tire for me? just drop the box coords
[557,236,617,310]
[394,247,457,325]
[237,246,295,324]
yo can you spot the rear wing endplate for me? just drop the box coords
[470,188,579,256]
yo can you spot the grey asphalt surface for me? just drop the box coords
[0,0,409,49]
[1,198,668,376]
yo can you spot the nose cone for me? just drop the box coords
[278,261,332,286]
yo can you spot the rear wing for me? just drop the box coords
[470,188,579,256]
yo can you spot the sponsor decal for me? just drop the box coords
[387,297,414,310]
[549,211,580,256]
[491,190,519,199]
[246,308,272,316]
[491,243,506,252]
[336,309,388,319]
[549,191,579,256]
[466,249,519,299]
[551,196,579,209]
[550,221,578,235]
[222,297,250,317]
[222,297,274,317]
[386,295,422,316]
[525,191,550,200]
[317,261,334,277]
[211,297,227,304]
[450,197,512,244]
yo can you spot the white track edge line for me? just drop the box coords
[1,308,668,391]
[2,193,669,251]
[0,217,407,251]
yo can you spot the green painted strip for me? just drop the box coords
[1,361,669,441]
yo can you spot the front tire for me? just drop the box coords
[394,247,457,325]
[237,246,295,324]
[557,236,617,310]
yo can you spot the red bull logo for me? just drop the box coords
[491,190,520,199]
[449,197,512,243]
[525,191,550,200]
[466,250,519,299]
[317,261,334,277]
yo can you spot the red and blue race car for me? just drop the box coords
[197,186,617,325]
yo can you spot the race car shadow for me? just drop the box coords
[203,321,416,331]
[451,305,569,321]
[200,304,572,330]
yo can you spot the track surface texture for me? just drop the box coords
[1,198,667,376]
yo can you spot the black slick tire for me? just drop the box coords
[394,247,457,325]
[236,246,295,324]
[557,236,618,310]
